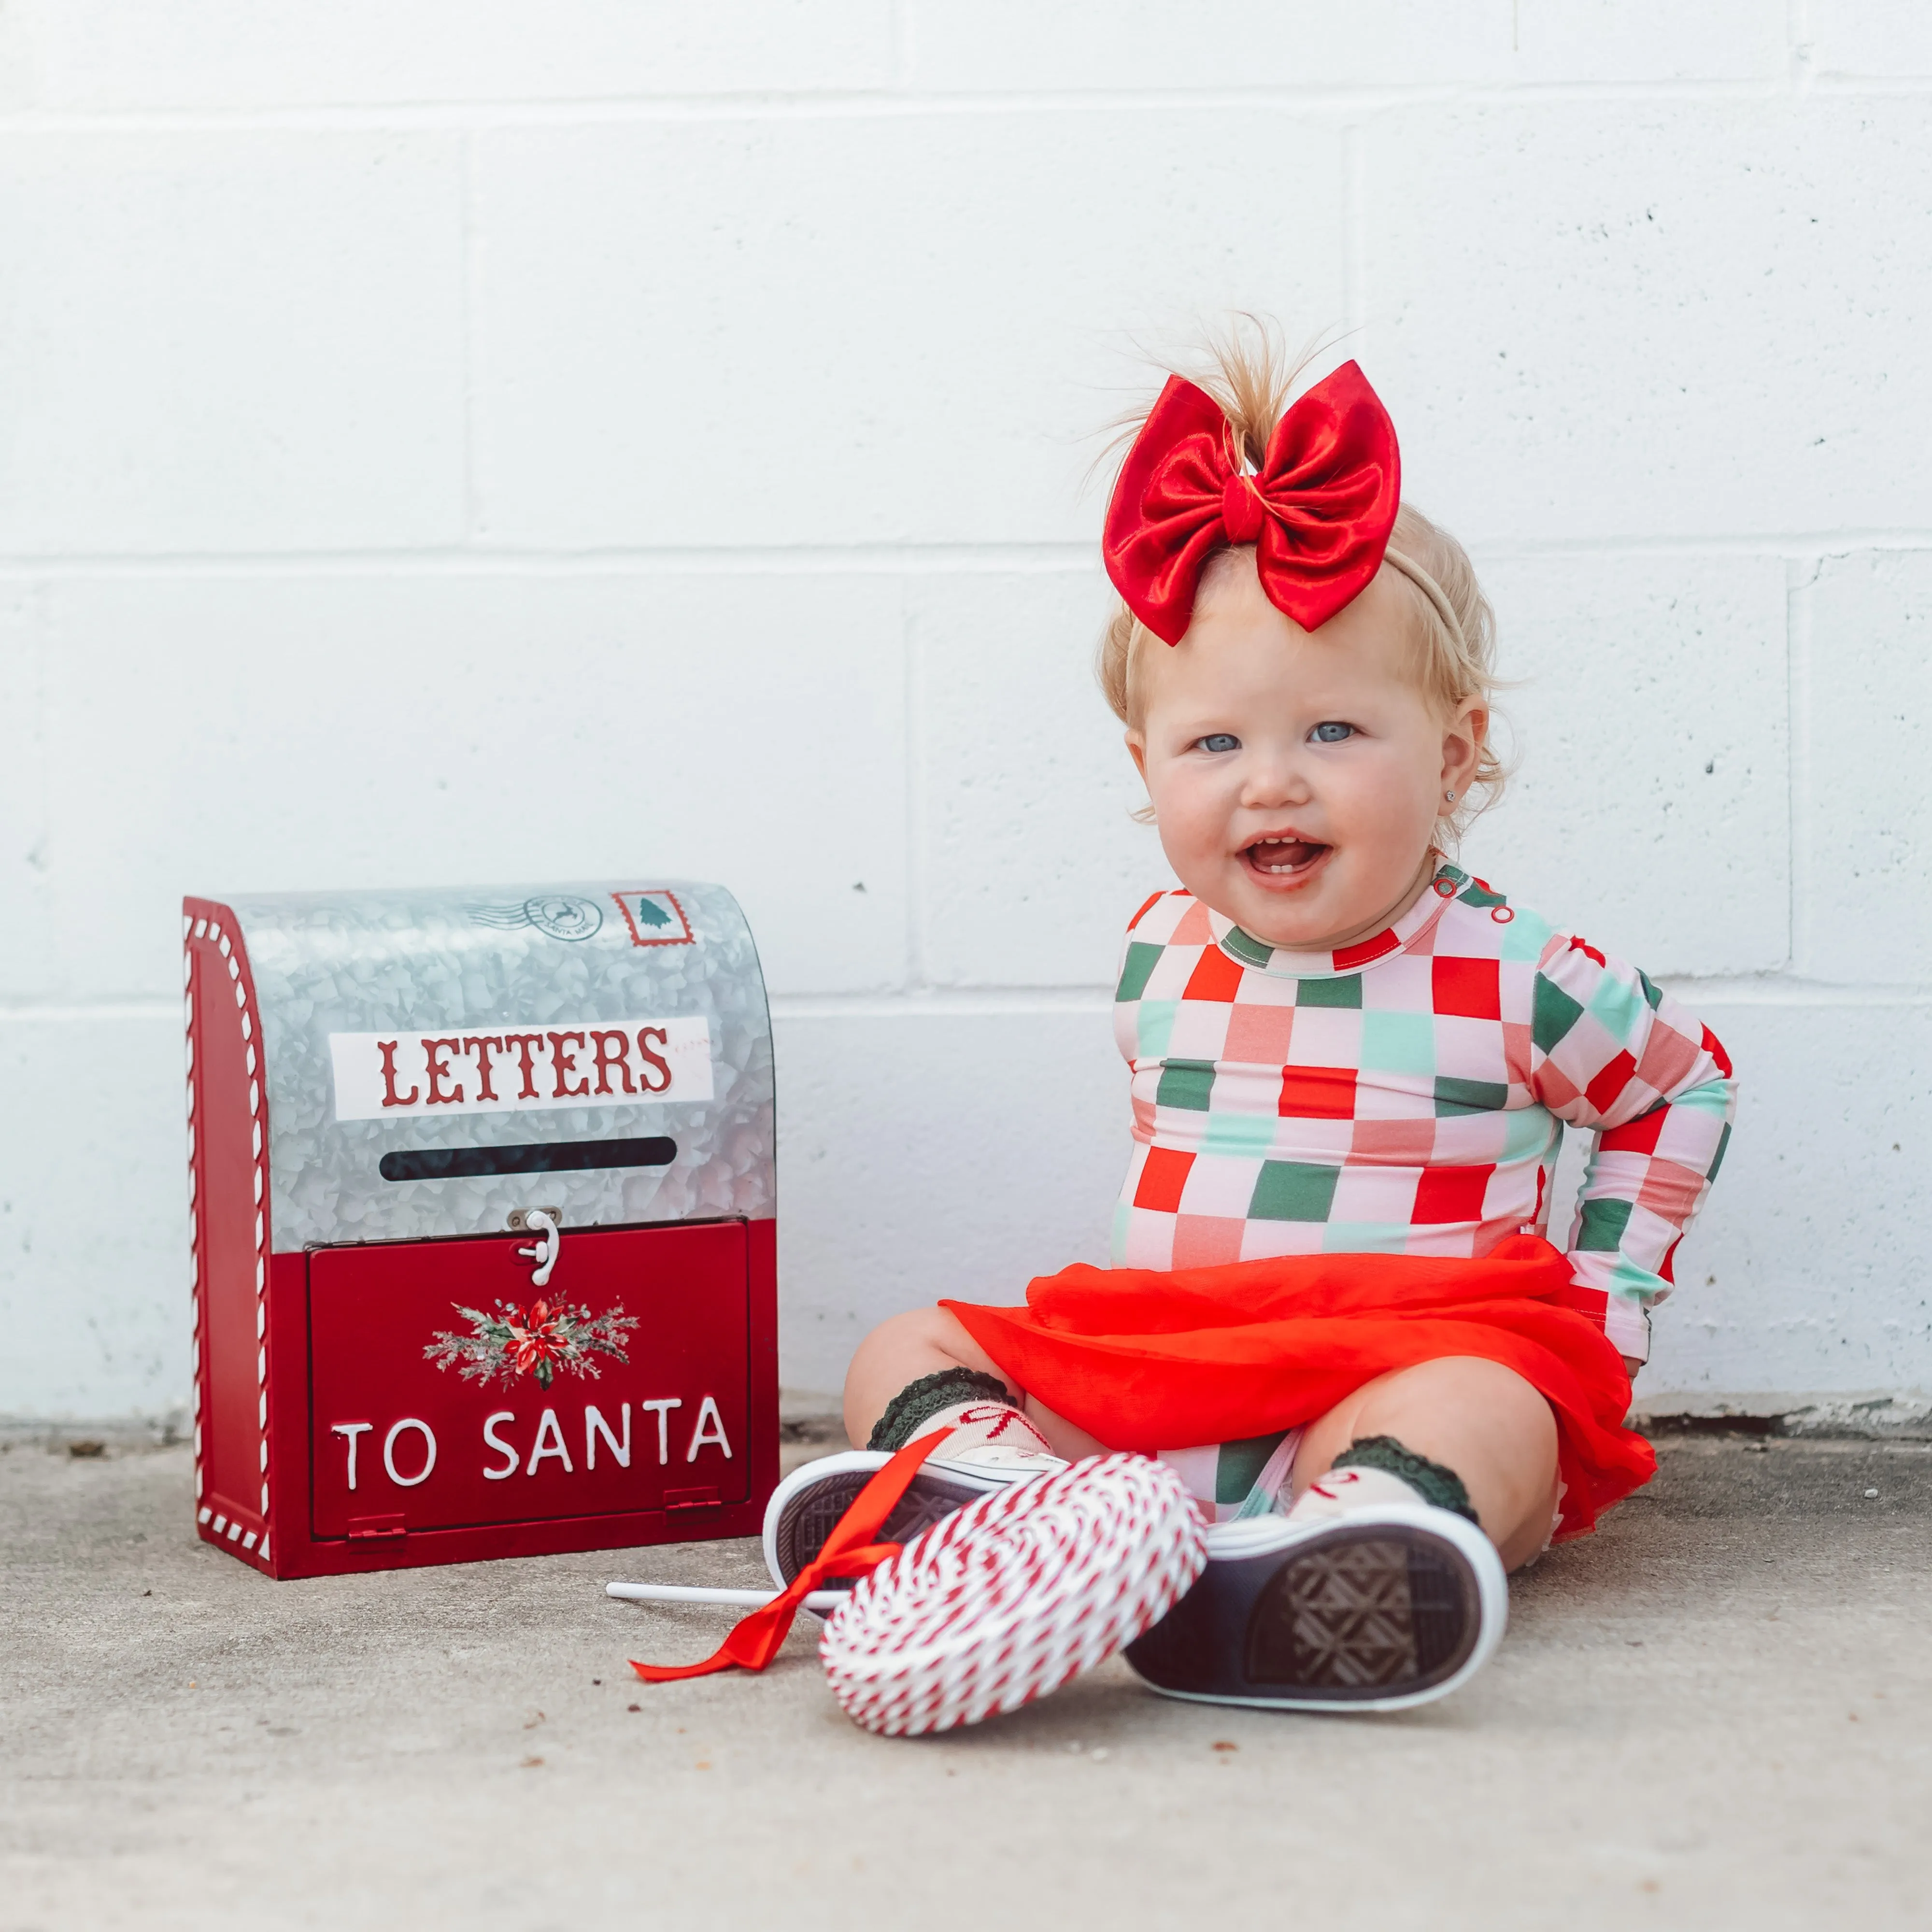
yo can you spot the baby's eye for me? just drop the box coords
[1309,722,1355,744]
[1195,733,1240,754]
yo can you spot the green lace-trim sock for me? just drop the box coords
[867,1367,1016,1452]
[1331,1435,1479,1523]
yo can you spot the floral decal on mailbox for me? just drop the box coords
[426,1299,639,1391]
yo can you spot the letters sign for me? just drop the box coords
[328,1016,713,1122]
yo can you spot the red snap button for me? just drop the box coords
[1435,880,1456,896]
[1491,906,1514,923]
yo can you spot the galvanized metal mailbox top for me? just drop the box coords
[218,880,773,1252]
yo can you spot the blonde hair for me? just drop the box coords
[1096,320,1507,834]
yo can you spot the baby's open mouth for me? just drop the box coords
[1242,836,1330,880]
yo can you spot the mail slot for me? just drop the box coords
[180,881,777,1577]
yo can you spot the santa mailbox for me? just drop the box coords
[180,881,777,1577]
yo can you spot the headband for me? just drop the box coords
[1102,360,1463,655]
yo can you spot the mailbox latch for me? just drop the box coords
[505,1207,564,1233]
[512,1206,561,1287]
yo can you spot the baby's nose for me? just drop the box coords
[1239,756,1310,804]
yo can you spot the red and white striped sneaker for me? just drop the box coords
[1123,1504,1507,1713]
[818,1453,1208,1737]
[763,1442,1064,1605]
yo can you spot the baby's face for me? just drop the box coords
[1127,559,1483,953]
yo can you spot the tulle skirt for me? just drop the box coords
[943,1235,1651,1541]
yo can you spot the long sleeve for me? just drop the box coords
[1527,934,1735,1361]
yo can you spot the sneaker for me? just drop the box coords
[1123,1503,1507,1713]
[762,1443,1065,1602]
[820,1452,1207,1736]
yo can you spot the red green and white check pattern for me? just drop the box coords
[1112,864,1734,1362]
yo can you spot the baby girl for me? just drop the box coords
[670,327,1734,1717]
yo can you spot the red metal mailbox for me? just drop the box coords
[181,881,777,1577]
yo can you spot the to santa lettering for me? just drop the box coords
[329,1397,734,1492]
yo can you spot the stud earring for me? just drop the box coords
[1444,789,1457,803]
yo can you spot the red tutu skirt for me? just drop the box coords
[943,1235,1651,1542]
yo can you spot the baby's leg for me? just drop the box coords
[841,1307,1104,1458]
[1293,1356,1561,1572]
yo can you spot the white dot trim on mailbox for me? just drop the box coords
[185,915,274,1574]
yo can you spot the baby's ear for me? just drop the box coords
[1124,730,1150,783]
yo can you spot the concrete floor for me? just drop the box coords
[3,1434,1929,1932]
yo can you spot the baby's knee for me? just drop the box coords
[840,1305,1004,1449]
[1472,1358,1559,1444]
[852,1304,967,1363]
[1400,1353,1551,1421]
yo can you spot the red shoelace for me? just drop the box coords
[629,1430,950,1683]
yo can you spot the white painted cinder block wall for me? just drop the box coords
[2,3,1928,1419]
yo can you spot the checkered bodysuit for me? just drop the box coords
[1112,863,1735,1381]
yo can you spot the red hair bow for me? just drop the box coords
[1102,360,1403,646]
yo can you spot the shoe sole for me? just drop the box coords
[1124,1509,1505,1713]
[762,1449,1009,1601]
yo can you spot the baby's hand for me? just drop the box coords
[1620,1356,1643,1382]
